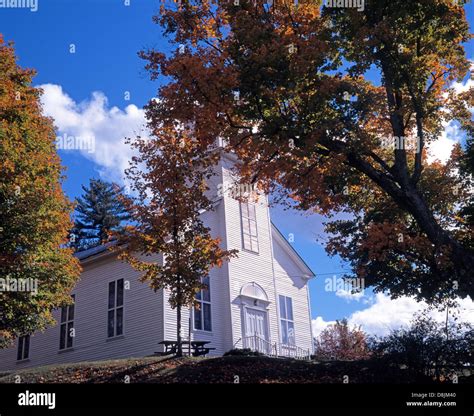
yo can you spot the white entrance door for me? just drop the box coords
[244,308,269,353]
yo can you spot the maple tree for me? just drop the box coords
[314,319,371,361]
[141,0,473,302]
[0,36,81,347]
[116,125,237,356]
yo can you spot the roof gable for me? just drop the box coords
[271,222,315,279]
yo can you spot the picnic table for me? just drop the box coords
[156,340,215,357]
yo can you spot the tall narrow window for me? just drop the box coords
[194,276,211,331]
[240,201,258,252]
[108,279,124,337]
[17,335,30,361]
[59,295,75,350]
[279,295,295,345]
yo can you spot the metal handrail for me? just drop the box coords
[232,337,242,349]
[241,334,311,360]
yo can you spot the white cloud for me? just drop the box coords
[335,288,366,302]
[323,274,369,303]
[427,121,460,164]
[452,70,474,95]
[38,84,147,183]
[427,74,473,164]
[347,293,425,336]
[313,293,474,338]
[312,316,336,338]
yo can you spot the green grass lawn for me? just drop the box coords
[2,355,471,384]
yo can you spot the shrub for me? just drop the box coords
[313,319,371,361]
[369,307,473,381]
[223,348,264,357]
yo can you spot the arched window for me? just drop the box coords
[240,282,268,302]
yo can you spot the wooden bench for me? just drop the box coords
[192,347,216,357]
[155,340,215,356]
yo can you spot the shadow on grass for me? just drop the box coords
[2,355,471,384]
[85,356,182,383]
[154,356,438,384]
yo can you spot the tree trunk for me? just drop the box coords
[188,305,192,357]
[445,306,449,342]
[376,52,474,297]
[343,148,474,298]
[401,185,474,296]
[176,302,182,357]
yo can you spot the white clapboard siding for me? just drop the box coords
[0,153,315,370]
[272,234,314,353]
[220,159,281,348]
[220,154,314,353]
[0,252,165,371]
[162,192,233,356]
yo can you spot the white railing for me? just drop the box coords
[241,335,311,360]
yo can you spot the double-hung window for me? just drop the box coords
[279,295,295,345]
[108,279,124,337]
[17,335,30,361]
[194,276,212,331]
[59,295,75,350]
[240,201,258,253]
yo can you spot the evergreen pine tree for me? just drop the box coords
[73,179,129,251]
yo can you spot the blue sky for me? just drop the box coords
[1,0,473,334]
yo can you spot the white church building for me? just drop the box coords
[0,152,315,371]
